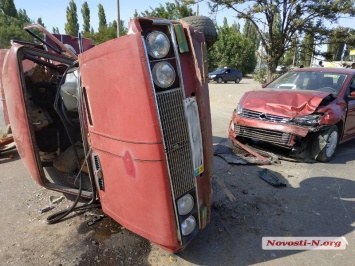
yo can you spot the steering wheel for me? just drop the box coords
[320,87,338,95]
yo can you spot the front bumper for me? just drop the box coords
[228,112,310,147]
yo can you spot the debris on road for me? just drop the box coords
[258,169,286,187]
[213,175,236,202]
[214,143,280,165]
[87,215,105,226]
[38,205,54,214]
[49,196,64,205]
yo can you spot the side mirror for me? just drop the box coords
[350,91,355,97]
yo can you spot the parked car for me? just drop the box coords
[1,17,215,253]
[209,67,243,83]
[228,67,355,162]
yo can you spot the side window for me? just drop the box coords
[346,76,355,97]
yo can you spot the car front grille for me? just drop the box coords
[156,88,195,199]
[235,125,292,146]
[241,109,290,123]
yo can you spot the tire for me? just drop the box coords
[235,77,241,84]
[223,81,227,84]
[180,16,217,48]
[217,77,223,84]
[311,125,339,162]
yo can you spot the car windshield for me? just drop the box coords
[266,71,348,96]
[211,68,226,74]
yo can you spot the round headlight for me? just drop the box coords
[177,194,194,215]
[181,215,196,236]
[146,31,170,59]
[152,61,176,88]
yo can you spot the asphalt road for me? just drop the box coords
[1,77,354,265]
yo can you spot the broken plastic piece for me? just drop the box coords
[38,205,54,214]
[258,169,286,187]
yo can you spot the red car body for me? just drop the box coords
[229,67,355,161]
[1,18,213,252]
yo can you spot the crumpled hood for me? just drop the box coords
[240,89,332,118]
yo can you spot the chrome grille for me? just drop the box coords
[241,109,290,123]
[235,125,291,146]
[157,88,195,199]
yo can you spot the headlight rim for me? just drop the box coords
[180,215,197,236]
[145,30,170,59]
[177,193,194,216]
[293,114,323,126]
[152,61,176,89]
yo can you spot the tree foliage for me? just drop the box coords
[206,0,355,80]
[0,12,32,48]
[98,4,107,30]
[0,0,17,17]
[65,0,79,36]
[81,1,90,34]
[208,18,257,74]
[139,0,195,19]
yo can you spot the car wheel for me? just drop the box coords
[217,77,223,84]
[235,77,240,84]
[224,81,227,83]
[180,16,217,48]
[311,125,339,162]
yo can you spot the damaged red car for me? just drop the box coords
[1,17,215,252]
[229,68,355,162]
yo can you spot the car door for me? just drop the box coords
[342,75,355,140]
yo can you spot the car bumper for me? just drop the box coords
[228,112,310,147]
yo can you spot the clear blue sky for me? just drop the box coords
[12,0,353,34]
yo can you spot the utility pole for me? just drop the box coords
[117,0,120,37]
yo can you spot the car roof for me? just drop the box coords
[291,67,355,74]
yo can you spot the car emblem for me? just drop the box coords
[259,113,267,119]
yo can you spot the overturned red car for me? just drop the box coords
[1,16,215,252]
[229,68,355,162]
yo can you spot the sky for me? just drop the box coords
[13,0,235,33]
[13,0,354,34]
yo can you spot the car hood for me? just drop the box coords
[239,89,332,118]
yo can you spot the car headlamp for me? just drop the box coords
[152,61,176,88]
[210,74,216,78]
[236,103,243,114]
[293,114,323,126]
[181,215,196,236]
[177,194,194,215]
[146,31,170,59]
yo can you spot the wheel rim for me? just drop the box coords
[236,78,240,83]
[325,131,338,158]
[218,78,222,83]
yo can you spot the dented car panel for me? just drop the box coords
[229,68,355,161]
[3,17,213,253]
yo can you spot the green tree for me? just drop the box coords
[98,4,107,30]
[37,17,44,27]
[205,0,355,80]
[65,0,79,36]
[52,27,60,34]
[0,12,32,48]
[17,8,31,27]
[139,0,194,19]
[208,18,257,74]
[299,32,315,66]
[88,19,127,45]
[81,2,90,34]
[326,27,350,61]
[0,0,17,17]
